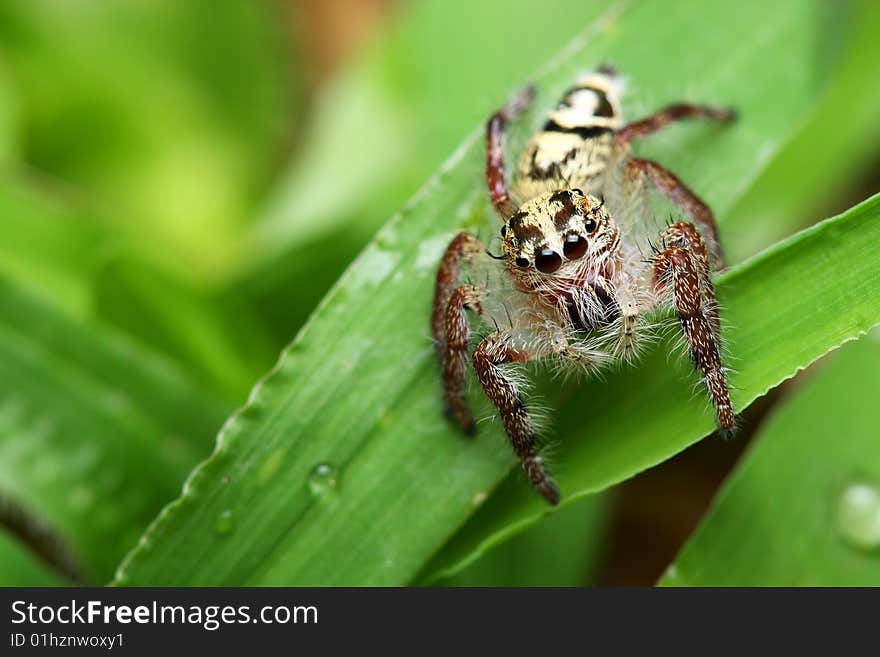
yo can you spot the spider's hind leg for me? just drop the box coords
[616,102,735,146]
[652,221,735,435]
[486,85,535,217]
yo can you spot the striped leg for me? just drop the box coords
[473,333,560,504]
[432,232,484,434]
[616,103,735,145]
[652,221,735,435]
[486,85,535,217]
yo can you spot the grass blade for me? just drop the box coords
[0,279,225,581]
[660,336,880,586]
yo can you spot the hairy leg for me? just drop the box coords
[473,332,560,504]
[652,221,735,435]
[433,232,484,433]
[486,85,535,217]
[662,220,721,336]
[616,103,735,146]
[441,284,484,434]
[432,232,482,349]
[627,157,726,269]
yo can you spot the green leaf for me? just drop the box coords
[0,0,295,282]
[93,255,276,402]
[0,529,65,586]
[660,336,880,586]
[0,172,276,402]
[0,69,19,163]
[436,493,609,587]
[113,0,876,586]
[0,279,226,582]
[724,0,880,261]
[0,174,116,318]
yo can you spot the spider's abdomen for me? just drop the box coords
[512,70,624,202]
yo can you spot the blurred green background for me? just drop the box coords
[0,0,878,586]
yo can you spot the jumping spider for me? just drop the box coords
[432,68,737,504]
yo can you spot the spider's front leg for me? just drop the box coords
[473,332,560,504]
[652,221,735,435]
[433,231,485,435]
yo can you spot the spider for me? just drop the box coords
[432,68,737,504]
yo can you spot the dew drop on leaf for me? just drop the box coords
[662,565,683,585]
[257,449,286,485]
[836,482,880,552]
[308,463,338,497]
[214,509,235,536]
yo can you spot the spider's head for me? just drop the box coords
[500,189,617,278]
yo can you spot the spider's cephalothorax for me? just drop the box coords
[433,69,737,504]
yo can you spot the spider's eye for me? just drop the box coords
[563,234,589,260]
[514,257,530,268]
[535,249,562,274]
[501,225,507,237]
[584,217,598,234]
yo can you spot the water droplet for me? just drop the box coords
[257,449,286,485]
[661,565,683,586]
[375,232,394,250]
[308,463,338,497]
[836,481,880,552]
[215,509,235,536]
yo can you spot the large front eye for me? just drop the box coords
[535,249,562,273]
[563,234,588,260]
